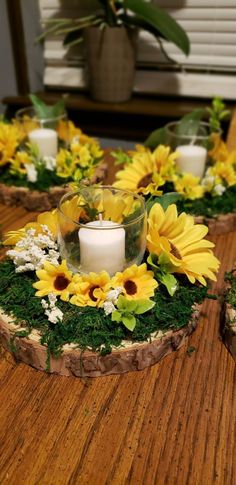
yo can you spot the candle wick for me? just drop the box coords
[99,213,103,225]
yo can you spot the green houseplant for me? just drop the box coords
[40,0,190,102]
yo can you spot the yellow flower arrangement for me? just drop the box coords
[0,118,103,192]
[1,196,221,366]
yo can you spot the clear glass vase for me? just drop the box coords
[57,186,147,275]
[165,120,212,178]
[15,106,68,158]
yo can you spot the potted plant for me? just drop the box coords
[39,0,190,102]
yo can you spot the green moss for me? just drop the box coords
[0,260,208,360]
[161,182,236,218]
[0,166,70,192]
[176,185,236,218]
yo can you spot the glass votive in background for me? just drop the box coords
[165,120,211,178]
[15,107,68,158]
[57,186,147,275]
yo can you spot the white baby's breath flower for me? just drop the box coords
[213,184,226,196]
[41,293,63,324]
[103,301,116,316]
[106,287,123,304]
[43,156,56,171]
[7,225,60,273]
[201,174,215,190]
[25,163,38,183]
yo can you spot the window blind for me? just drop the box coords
[39,0,236,99]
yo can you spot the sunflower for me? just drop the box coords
[0,122,21,166]
[152,145,178,177]
[3,209,58,246]
[113,150,162,195]
[147,203,220,285]
[111,263,157,300]
[113,145,177,196]
[70,271,111,307]
[173,173,205,200]
[33,260,73,300]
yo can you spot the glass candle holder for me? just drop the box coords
[15,106,68,158]
[165,120,212,178]
[57,186,147,275]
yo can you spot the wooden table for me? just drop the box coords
[0,141,236,485]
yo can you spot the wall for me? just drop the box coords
[0,0,44,115]
[0,0,17,113]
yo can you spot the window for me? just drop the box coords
[39,0,236,99]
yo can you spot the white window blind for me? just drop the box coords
[39,0,236,99]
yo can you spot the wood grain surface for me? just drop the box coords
[0,121,235,484]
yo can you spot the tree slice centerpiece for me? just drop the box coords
[0,195,219,377]
[221,270,236,361]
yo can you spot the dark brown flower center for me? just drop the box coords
[124,280,137,295]
[169,242,181,260]
[89,285,99,302]
[54,274,70,291]
[137,173,153,189]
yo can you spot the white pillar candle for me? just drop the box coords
[176,145,207,178]
[28,128,58,158]
[79,220,125,275]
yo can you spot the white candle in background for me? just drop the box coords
[176,145,207,178]
[28,128,58,158]
[79,219,125,275]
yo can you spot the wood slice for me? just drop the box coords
[0,305,200,378]
[0,163,107,212]
[194,212,236,235]
[221,280,236,361]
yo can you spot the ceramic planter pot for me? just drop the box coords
[84,26,137,103]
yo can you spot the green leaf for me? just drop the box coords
[64,30,83,46]
[111,149,132,165]
[29,94,65,120]
[147,253,159,270]
[134,299,155,314]
[124,0,190,56]
[122,314,136,331]
[111,310,122,323]
[144,127,167,149]
[146,192,181,213]
[158,252,176,273]
[175,109,205,138]
[158,273,178,296]
[117,295,137,313]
